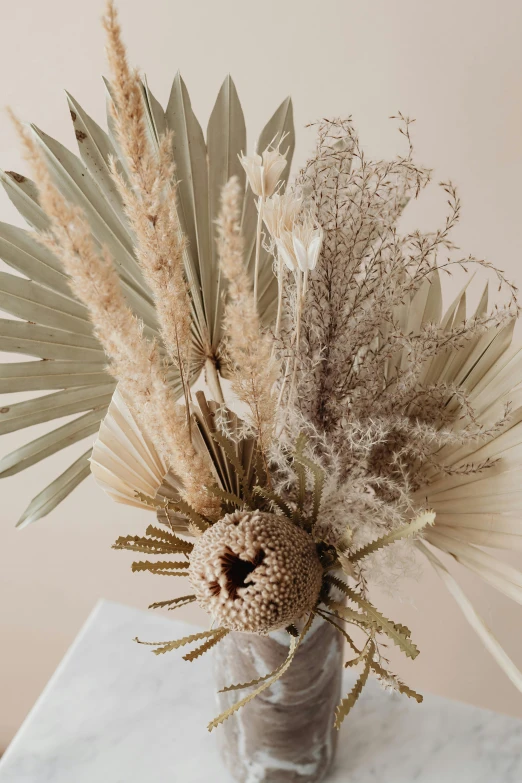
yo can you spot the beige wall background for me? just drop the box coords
[0,0,521,754]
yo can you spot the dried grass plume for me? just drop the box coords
[9,109,219,519]
[217,176,279,478]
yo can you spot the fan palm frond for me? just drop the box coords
[0,76,295,525]
[91,386,259,534]
[397,279,522,690]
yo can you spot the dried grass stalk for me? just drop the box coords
[217,177,278,478]
[10,110,219,518]
[103,0,192,410]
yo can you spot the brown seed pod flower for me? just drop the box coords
[188,510,323,634]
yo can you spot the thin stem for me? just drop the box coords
[253,196,264,305]
[303,267,309,298]
[205,357,225,404]
[275,357,291,430]
[275,252,284,339]
[287,269,302,409]
[295,270,303,347]
[172,324,191,432]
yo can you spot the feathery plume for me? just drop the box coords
[10,110,219,518]
[217,177,278,479]
[103,0,192,413]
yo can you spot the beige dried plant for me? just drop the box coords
[217,177,279,479]
[103,1,192,412]
[4,0,522,734]
[276,118,517,513]
[188,509,323,633]
[9,111,219,519]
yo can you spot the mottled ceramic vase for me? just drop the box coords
[214,617,343,783]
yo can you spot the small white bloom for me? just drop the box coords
[292,231,323,272]
[275,233,297,271]
[263,192,302,239]
[239,143,288,199]
[291,219,324,272]
[272,218,323,273]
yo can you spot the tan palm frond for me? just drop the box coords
[394,278,522,691]
[90,388,167,510]
[0,77,295,525]
[91,386,259,535]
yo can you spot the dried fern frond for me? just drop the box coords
[324,600,376,633]
[293,444,325,528]
[370,661,423,704]
[349,509,435,563]
[182,628,229,662]
[148,595,196,610]
[315,609,360,653]
[219,630,304,693]
[112,535,189,556]
[144,525,193,551]
[131,560,190,575]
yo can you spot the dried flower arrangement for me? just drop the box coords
[2,0,522,745]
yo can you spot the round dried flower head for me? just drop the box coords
[188,510,323,634]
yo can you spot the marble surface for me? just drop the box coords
[1,600,521,782]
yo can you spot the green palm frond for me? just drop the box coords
[0,75,295,525]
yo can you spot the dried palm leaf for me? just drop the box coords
[395,280,522,691]
[91,386,258,532]
[90,388,166,510]
[0,76,294,524]
[418,541,522,691]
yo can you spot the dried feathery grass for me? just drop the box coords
[10,110,219,518]
[272,115,518,571]
[103,1,192,412]
[217,177,278,479]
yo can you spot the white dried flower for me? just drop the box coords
[239,145,288,199]
[275,219,324,272]
[263,192,303,239]
[292,222,323,271]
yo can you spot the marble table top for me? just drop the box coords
[1,600,521,782]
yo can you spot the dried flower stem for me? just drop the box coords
[285,267,309,414]
[253,197,264,304]
[274,253,285,338]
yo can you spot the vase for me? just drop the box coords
[213,616,343,783]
